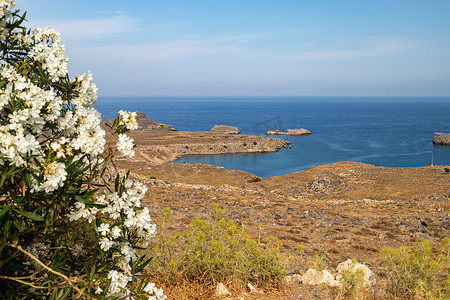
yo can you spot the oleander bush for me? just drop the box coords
[146,206,288,289]
[0,2,164,299]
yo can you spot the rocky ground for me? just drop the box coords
[123,162,449,299]
[111,116,450,299]
[123,162,450,299]
[133,162,450,265]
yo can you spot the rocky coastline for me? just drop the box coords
[105,113,290,166]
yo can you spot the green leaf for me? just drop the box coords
[134,256,153,273]
[24,172,32,188]
[5,219,11,233]
[13,208,44,221]
[74,188,99,203]
[0,206,12,218]
[12,218,22,231]
[0,166,22,186]
[114,174,120,191]
[58,287,71,299]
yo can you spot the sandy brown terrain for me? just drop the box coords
[134,162,450,264]
[126,161,450,299]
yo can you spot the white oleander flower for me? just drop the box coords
[68,202,96,223]
[111,226,121,239]
[144,282,166,300]
[29,28,68,80]
[0,0,15,19]
[117,133,135,158]
[99,238,115,252]
[118,110,139,130]
[107,270,132,294]
[97,223,110,236]
[35,161,67,193]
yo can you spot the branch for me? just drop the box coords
[6,243,83,295]
[0,275,49,290]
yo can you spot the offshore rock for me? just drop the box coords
[266,128,311,136]
[210,125,241,134]
[433,132,450,146]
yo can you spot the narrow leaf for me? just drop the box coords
[13,208,44,221]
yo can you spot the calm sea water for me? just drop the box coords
[95,96,450,178]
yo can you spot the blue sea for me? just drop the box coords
[95,96,450,178]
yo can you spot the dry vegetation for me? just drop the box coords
[118,160,450,299]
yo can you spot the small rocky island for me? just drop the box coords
[210,125,241,134]
[433,132,450,146]
[266,128,312,136]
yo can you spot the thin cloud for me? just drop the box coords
[29,16,141,43]
[294,37,424,60]
[69,34,264,64]
[81,36,254,61]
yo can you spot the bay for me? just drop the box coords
[95,96,450,178]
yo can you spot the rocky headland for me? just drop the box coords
[266,128,312,136]
[433,132,450,145]
[101,111,175,131]
[104,113,290,166]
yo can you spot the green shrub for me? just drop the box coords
[439,238,450,298]
[296,245,328,271]
[147,206,288,288]
[337,260,367,300]
[248,177,262,183]
[381,238,448,299]
[444,168,450,173]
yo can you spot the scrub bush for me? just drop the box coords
[147,206,288,289]
[381,238,449,299]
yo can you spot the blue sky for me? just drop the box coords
[15,0,450,96]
